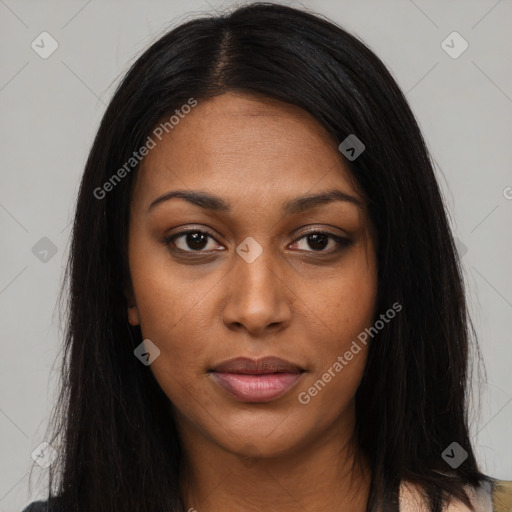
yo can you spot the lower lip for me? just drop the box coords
[210,372,303,402]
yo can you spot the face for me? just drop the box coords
[127,91,378,460]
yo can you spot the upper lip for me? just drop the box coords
[210,356,304,375]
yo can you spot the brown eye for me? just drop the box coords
[163,230,221,252]
[291,230,352,253]
[304,233,329,251]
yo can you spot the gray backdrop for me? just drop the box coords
[1,1,511,510]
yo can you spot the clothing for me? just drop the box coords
[399,478,512,512]
[493,479,512,512]
[21,477,512,511]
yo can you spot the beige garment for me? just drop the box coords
[399,479,495,512]
[400,479,512,512]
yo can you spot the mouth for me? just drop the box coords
[209,356,306,403]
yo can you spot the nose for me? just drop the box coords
[221,246,293,336]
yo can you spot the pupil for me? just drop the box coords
[308,233,328,251]
[187,232,207,250]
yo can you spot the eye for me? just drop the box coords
[163,230,222,252]
[162,228,352,255]
[290,230,352,253]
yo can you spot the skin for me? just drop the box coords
[127,91,378,512]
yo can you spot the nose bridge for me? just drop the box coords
[222,238,291,332]
[234,238,280,301]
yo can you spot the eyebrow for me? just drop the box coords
[147,189,362,215]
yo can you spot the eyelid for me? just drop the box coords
[294,225,349,239]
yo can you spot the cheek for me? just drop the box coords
[129,225,217,339]
[128,235,216,393]
[133,279,211,373]
[297,246,377,398]
[296,286,375,414]
[333,277,377,343]
[136,300,211,409]
[305,249,378,347]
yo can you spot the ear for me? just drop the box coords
[127,304,140,326]
[125,285,140,326]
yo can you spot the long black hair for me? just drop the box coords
[34,3,490,511]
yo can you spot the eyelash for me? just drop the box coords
[161,228,352,256]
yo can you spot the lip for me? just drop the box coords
[209,357,305,403]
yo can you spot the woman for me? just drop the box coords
[22,3,512,511]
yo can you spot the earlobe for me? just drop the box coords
[125,284,140,326]
[124,282,140,325]
[127,305,140,326]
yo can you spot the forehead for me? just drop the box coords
[131,92,362,212]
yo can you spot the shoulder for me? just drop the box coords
[20,496,62,512]
[400,477,512,512]
[20,500,48,512]
[491,478,512,512]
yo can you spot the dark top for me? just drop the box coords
[21,501,48,511]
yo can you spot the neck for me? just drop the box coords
[178,415,371,512]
